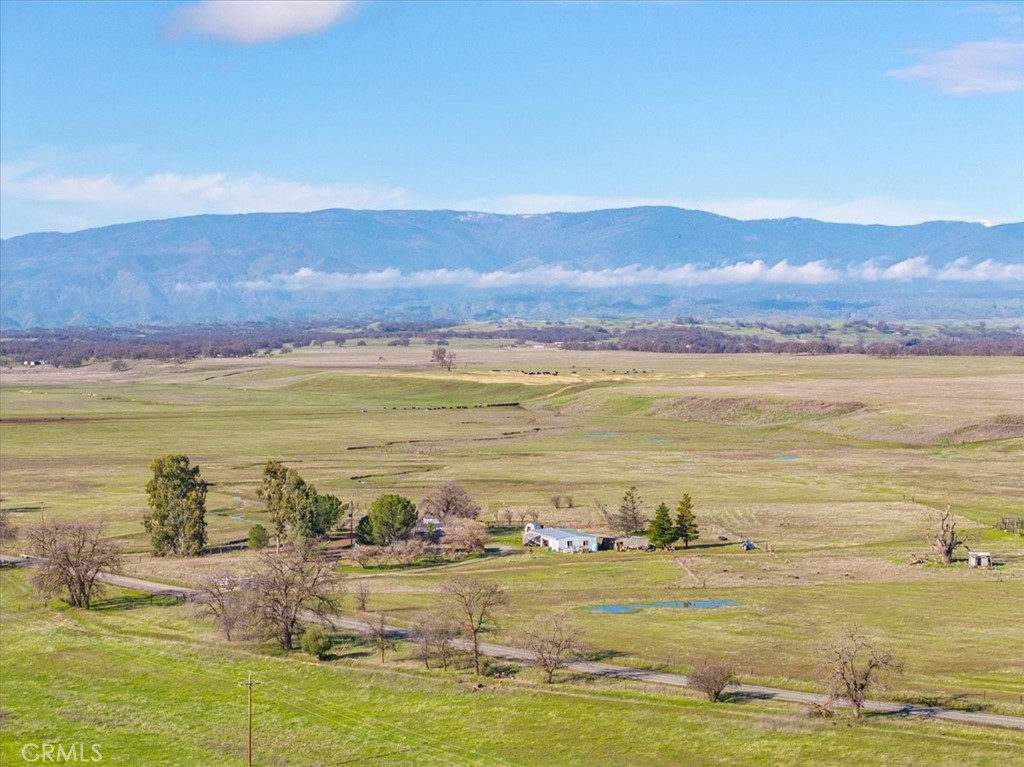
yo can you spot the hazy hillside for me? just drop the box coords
[1,207,1020,327]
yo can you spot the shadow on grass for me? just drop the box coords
[717,691,775,705]
[91,593,185,611]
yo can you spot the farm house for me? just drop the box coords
[523,522,600,553]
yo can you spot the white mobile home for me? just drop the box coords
[523,522,599,553]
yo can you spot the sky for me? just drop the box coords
[1,0,1022,238]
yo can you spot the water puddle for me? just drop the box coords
[775,454,800,461]
[587,432,617,439]
[590,600,736,613]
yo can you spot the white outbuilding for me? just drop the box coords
[523,522,599,553]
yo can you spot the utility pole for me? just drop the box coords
[240,672,260,767]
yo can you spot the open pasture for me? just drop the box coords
[2,342,1023,706]
[2,567,1023,767]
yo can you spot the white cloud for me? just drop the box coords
[882,256,932,281]
[169,0,358,44]
[0,165,409,232]
[937,256,1024,281]
[237,256,1021,293]
[237,261,842,293]
[886,39,1024,95]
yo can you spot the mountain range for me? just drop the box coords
[1,207,1021,328]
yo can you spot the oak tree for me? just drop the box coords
[249,541,342,651]
[27,521,123,609]
[441,575,507,675]
[819,627,903,718]
[518,614,588,683]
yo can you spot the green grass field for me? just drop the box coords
[2,568,1022,767]
[1,343,1023,762]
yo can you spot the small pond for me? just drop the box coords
[590,600,736,614]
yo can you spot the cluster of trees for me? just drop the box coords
[594,487,700,548]
[647,493,700,549]
[141,454,488,566]
[257,461,346,551]
[142,455,347,558]
[350,482,487,566]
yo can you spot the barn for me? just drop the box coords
[523,522,599,553]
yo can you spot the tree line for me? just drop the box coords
[4,319,1020,368]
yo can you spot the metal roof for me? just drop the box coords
[527,527,597,541]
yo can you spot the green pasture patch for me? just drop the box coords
[2,569,1022,767]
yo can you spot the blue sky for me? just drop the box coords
[1,0,1021,237]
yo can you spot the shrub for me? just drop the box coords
[300,624,332,660]
[248,524,270,550]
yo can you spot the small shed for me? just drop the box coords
[968,551,993,568]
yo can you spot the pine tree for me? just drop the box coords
[673,494,699,548]
[647,502,677,549]
[614,486,646,534]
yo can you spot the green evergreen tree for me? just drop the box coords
[647,502,677,549]
[673,494,699,548]
[248,524,270,550]
[367,494,417,545]
[355,514,374,545]
[144,454,207,556]
[614,485,646,534]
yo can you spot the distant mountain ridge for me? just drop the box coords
[1,207,1021,327]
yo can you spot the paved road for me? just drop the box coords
[5,556,1022,731]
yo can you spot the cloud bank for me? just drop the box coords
[886,39,1024,95]
[227,257,1023,294]
[169,0,358,44]
[0,165,408,233]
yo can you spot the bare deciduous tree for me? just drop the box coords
[819,627,903,718]
[932,503,965,564]
[411,611,460,670]
[195,575,253,640]
[444,518,488,554]
[363,613,396,663]
[381,538,431,565]
[354,581,370,612]
[517,614,588,683]
[687,660,735,702]
[250,541,342,651]
[441,576,507,675]
[419,481,480,520]
[26,521,123,609]
[348,545,381,569]
[0,508,18,553]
